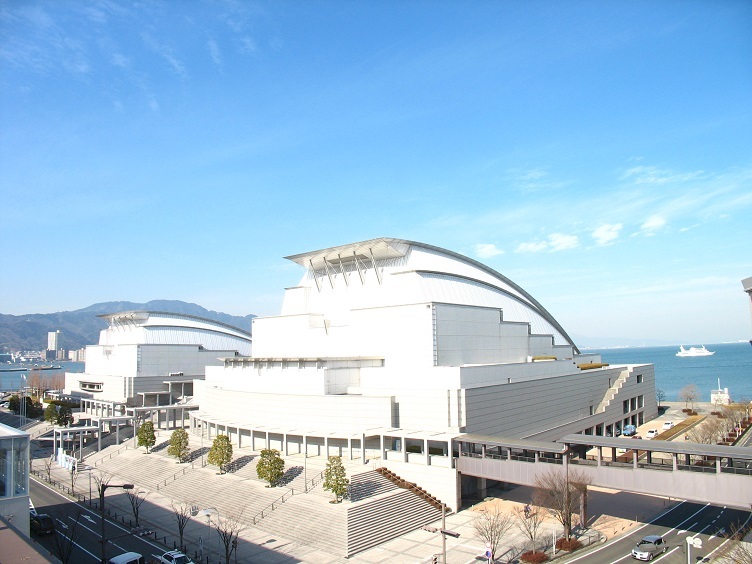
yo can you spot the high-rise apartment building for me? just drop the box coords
[47,330,60,352]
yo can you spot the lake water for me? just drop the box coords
[0,361,85,392]
[584,342,752,403]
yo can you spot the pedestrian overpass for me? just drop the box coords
[455,434,752,510]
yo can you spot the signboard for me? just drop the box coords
[56,448,77,471]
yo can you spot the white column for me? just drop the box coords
[361,433,366,464]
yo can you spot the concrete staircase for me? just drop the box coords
[349,468,399,501]
[596,368,630,413]
[346,486,442,556]
[252,486,348,555]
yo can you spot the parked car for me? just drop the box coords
[152,551,194,564]
[631,535,667,560]
[622,425,637,437]
[30,513,55,535]
[108,553,144,564]
[662,421,675,430]
[646,429,659,439]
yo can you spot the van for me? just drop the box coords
[108,553,145,564]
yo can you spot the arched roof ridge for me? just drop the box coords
[393,238,580,353]
[97,310,252,338]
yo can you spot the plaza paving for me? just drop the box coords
[27,412,693,564]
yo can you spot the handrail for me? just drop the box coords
[91,443,130,467]
[155,467,190,490]
[304,470,325,492]
[250,488,295,525]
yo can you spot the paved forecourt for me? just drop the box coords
[29,422,683,563]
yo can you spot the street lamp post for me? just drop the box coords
[193,506,220,559]
[100,483,134,564]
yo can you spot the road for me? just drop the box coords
[29,477,170,563]
[565,501,752,563]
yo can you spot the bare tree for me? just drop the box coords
[716,521,752,563]
[688,417,724,445]
[679,384,700,411]
[513,503,545,552]
[215,512,244,564]
[473,505,515,561]
[655,388,666,408]
[533,467,591,540]
[125,489,148,526]
[92,471,113,507]
[171,501,193,552]
[52,512,82,564]
[43,454,54,482]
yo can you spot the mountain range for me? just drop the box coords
[0,300,255,353]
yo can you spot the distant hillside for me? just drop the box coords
[0,300,255,353]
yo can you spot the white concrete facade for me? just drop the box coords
[192,238,659,508]
[0,424,30,537]
[64,311,251,407]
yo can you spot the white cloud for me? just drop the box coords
[620,165,704,185]
[111,53,129,68]
[592,223,622,246]
[635,215,666,236]
[515,233,578,253]
[208,39,222,68]
[548,233,579,251]
[516,241,548,253]
[474,243,504,258]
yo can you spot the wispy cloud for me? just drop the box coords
[505,167,570,194]
[619,165,705,185]
[592,223,622,246]
[515,233,579,253]
[474,243,504,258]
[635,215,666,237]
[208,39,223,69]
[141,33,187,77]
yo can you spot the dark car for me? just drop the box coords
[30,513,55,535]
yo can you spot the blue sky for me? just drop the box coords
[1,1,751,346]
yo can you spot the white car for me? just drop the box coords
[646,429,659,439]
[662,421,675,430]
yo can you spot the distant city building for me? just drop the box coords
[191,237,658,507]
[47,330,60,352]
[65,311,252,410]
[67,348,86,362]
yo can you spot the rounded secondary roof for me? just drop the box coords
[97,310,251,353]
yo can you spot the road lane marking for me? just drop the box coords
[561,500,687,563]
[31,475,165,553]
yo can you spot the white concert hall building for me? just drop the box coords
[191,238,657,507]
[64,311,252,416]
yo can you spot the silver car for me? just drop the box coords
[632,535,667,560]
